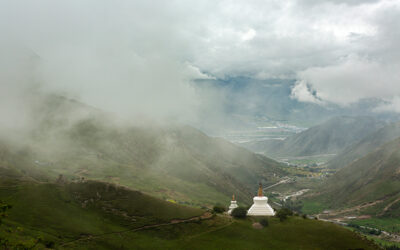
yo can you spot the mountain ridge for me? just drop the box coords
[241,116,386,158]
[304,137,400,218]
[327,121,400,169]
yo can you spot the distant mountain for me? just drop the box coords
[308,137,400,217]
[195,77,400,133]
[241,116,385,157]
[0,94,285,206]
[327,122,400,169]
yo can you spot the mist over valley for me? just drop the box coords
[1,0,400,249]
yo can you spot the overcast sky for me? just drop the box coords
[1,0,400,123]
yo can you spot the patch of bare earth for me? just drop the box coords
[252,222,263,229]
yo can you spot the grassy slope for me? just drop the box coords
[63,217,378,250]
[0,169,378,249]
[1,95,286,207]
[30,121,284,206]
[317,138,400,208]
[0,178,203,247]
[301,137,400,233]
[0,183,378,250]
[0,167,377,249]
[328,122,400,169]
[244,116,384,157]
[298,123,400,235]
[182,217,377,250]
[351,217,400,233]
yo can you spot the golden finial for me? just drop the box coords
[257,182,263,197]
[232,194,235,201]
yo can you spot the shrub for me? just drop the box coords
[302,214,307,219]
[44,241,55,248]
[0,201,12,224]
[369,229,381,235]
[231,207,247,219]
[212,205,226,214]
[275,208,293,222]
[259,218,269,227]
[283,200,303,213]
[349,223,381,235]
[386,246,400,250]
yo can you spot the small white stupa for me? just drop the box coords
[228,194,238,214]
[247,182,275,216]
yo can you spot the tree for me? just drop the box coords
[231,207,247,218]
[259,218,269,227]
[212,205,226,214]
[0,201,12,224]
[275,208,293,222]
[283,200,303,213]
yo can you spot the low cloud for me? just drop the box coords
[374,96,400,113]
[294,55,400,106]
[290,80,323,104]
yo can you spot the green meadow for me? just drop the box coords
[0,180,378,249]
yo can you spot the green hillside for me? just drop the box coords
[0,181,203,232]
[0,94,285,207]
[243,116,385,158]
[177,217,377,250]
[318,137,400,208]
[328,122,400,169]
[302,137,400,229]
[69,217,377,250]
[0,177,200,248]
[0,178,377,249]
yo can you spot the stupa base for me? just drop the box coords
[247,196,275,216]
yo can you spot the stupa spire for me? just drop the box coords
[257,182,263,197]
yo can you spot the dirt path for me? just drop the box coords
[317,199,386,218]
[380,197,400,216]
[74,169,88,178]
[263,177,292,191]
[60,212,214,247]
[283,189,309,202]
[313,197,400,244]
[184,216,234,241]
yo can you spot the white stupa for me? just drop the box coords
[247,183,275,216]
[228,194,238,214]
